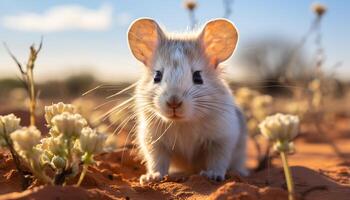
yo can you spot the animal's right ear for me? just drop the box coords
[127,18,164,67]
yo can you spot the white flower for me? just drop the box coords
[235,87,259,109]
[45,102,76,127]
[79,127,107,155]
[259,113,300,142]
[11,126,41,154]
[251,95,273,121]
[308,79,321,92]
[41,136,66,156]
[252,95,273,109]
[0,114,21,138]
[51,112,87,138]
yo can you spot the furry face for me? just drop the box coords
[129,18,239,123]
[143,39,223,122]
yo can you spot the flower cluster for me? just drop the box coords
[4,102,107,186]
[50,113,87,138]
[285,100,309,118]
[42,103,107,182]
[235,87,273,137]
[259,113,300,152]
[11,126,41,156]
[0,114,21,147]
[45,102,75,127]
[259,113,299,200]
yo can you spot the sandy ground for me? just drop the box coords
[0,109,349,200]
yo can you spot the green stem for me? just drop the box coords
[76,164,88,186]
[280,151,295,200]
[0,121,30,189]
[65,138,72,170]
[29,156,53,185]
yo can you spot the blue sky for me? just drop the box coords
[0,0,349,82]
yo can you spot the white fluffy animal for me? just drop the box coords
[127,18,248,185]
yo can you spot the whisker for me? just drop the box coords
[93,99,120,110]
[121,120,139,163]
[82,84,104,96]
[172,130,178,150]
[106,82,138,99]
[150,121,173,145]
[97,97,135,122]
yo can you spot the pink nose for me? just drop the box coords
[166,95,182,109]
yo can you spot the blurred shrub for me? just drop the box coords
[236,36,310,95]
[0,78,23,95]
[65,74,95,96]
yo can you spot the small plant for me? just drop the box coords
[1,102,108,187]
[259,113,300,200]
[285,100,309,119]
[308,2,327,112]
[183,0,198,29]
[312,2,327,21]
[11,126,52,184]
[235,87,273,163]
[76,127,106,186]
[4,39,43,126]
[308,78,322,109]
[0,114,30,188]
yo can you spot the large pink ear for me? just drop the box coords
[127,18,164,66]
[199,19,239,66]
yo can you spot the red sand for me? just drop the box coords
[0,111,349,199]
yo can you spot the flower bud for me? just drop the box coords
[0,114,21,138]
[311,2,327,17]
[308,79,321,92]
[11,126,41,155]
[259,113,299,142]
[41,136,65,156]
[235,87,259,109]
[51,155,66,169]
[45,102,76,127]
[183,0,197,11]
[79,127,107,155]
[51,112,87,138]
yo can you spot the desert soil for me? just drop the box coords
[0,110,349,200]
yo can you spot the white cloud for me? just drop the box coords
[2,4,113,32]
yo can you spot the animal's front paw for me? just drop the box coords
[200,170,225,182]
[140,172,164,185]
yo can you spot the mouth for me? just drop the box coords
[165,110,184,120]
[168,114,182,120]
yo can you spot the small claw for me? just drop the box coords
[200,170,225,182]
[140,172,164,185]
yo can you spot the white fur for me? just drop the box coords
[129,19,247,185]
[134,58,247,185]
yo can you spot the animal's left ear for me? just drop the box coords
[199,19,238,66]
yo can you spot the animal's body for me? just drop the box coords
[127,18,248,184]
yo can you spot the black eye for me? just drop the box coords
[193,71,203,84]
[154,70,162,83]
